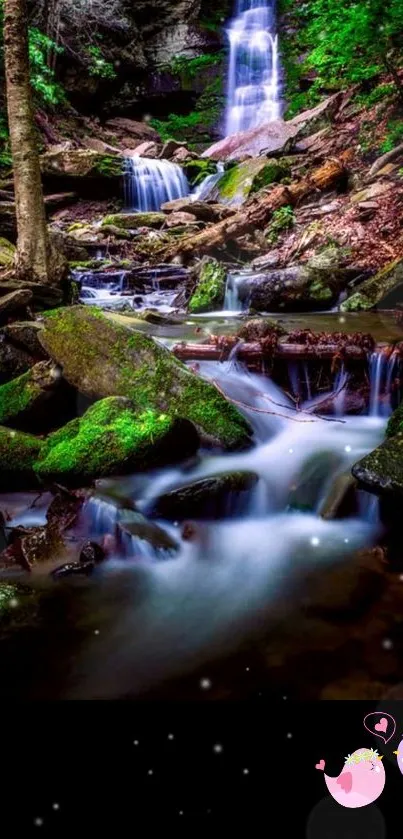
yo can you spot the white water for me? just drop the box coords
[369,350,398,418]
[225,0,281,137]
[64,359,386,698]
[191,162,225,201]
[124,155,189,211]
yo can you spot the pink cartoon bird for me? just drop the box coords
[316,748,385,808]
[393,738,403,773]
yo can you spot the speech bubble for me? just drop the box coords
[363,712,396,744]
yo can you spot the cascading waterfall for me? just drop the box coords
[369,350,399,417]
[225,0,281,137]
[124,156,189,212]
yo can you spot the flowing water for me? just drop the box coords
[0,351,390,699]
[225,0,281,136]
[124,155,189,211]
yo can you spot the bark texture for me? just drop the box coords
[4,0,66,285]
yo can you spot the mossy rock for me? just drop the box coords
[0,237,15,267]
[0,361,60,430]
[352,432,403,497]
[35,397,199,485]
[188,258,226,313]
[0,426,43,489]
[184,158,218,186]
[151,470,258,520]
[101,213,166,230]
[39,307,252,450]
[341,258,403,312]
[41,150,123,179]
[210,158,291,206]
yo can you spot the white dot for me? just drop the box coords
[283,695,287,700]
[344,538,349,544]
[310,537,320,547]
[52,803,59,811]
[179,811,184,816]
[287,732,292,739]
[200,678,212,690]
[168,733,174,740]
[148,769,153,775]
[94,629,100,635]
[34,818,43,827]
[243,768,249,775]
[288,448,293,454]
[9,598,18,608]
[339,317,346,324]
[344,445,352,453]
[382,639,393,650]
[245,667,250,672]
[133,740,139,745]
[213,744,223,753]
[400,575,403,582]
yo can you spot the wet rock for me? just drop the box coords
[341,258,403,312]
[161,198,235,222]
[94,479,137,511]
[352,432,403,497]
[118,509,178,553]
[0,289,33,322]
[0,337,35,385]
[159,139,187,159]
[165,211,197,227]
[46,489,84,532]
[101,212,166,230]
[206,158,291,207]
[0,426,43,490]
[237,318,285,341]
[101,224,132,240]
[79,540,106,564]
[40,149,124,199]
[35,398,200,485]
[0,361,63,432]
[49,229,89,263]
[105,118,160,143]
[188,257,226,313]
[312,388,367,416]
[38,307,252,450]
[0,278,63,309]
[51,560,94,580]
[151,471,258,520]
[288,451,344,513]
[320,473,358,520]
[1,322,47,359]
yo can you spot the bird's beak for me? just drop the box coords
[378,755,384,760]
[394,751,398,755]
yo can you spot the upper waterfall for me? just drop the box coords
[225,0,281,137]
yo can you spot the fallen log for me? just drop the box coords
[157,154,350,263]
[172,341,368,362]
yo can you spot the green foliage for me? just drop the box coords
[280,0,403,117]
[265,206,295,245]
[28,29,65,105]
[164,52,222,79]
[355,82,396,108]
[86,46,116,80]
[379,119,403,152]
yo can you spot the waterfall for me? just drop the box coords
[192,163,225,201]
[369,350,399,418]
[225,0,281,137]
[124,156,189,212]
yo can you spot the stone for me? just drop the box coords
[352,432,403,498]
[0,426,43,490]
[105,118,160,142]
[0,237,15,267]
[101,212,166,230]
[188,257,226,313]
[0,338,35,385]
[36,397,200,485]
[1,323,46,359]
[79,541,106,564]
[41,149,123,179]
[161,198,234,222]
[165,211,197,227]
[159,139,187,159]
[117,509,178,553]
[205,158,291,206]
[0,289,32,321]
[288,451,344,513]
[128,141,159,158]
[341,258,403,312]
[38,306,252,450]
[351,181,393,204]
[151,471,258,520]
[0,361,62,432]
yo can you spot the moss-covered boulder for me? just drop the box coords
[0,426,43,489]
[35,397,199,485]
[352,433,403,497]
[208,158,291,207]
[0,361,62,431]
[40,150,124,199]
[101,212,166,230]
[188,258,226,313]
[387,402,403,439]
[0,237,15,267]
[341,258,403,312]
[39,307,252,450]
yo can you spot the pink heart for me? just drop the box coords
[315,759,325,770]
[375,718,388,734]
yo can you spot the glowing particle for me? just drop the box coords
[382,639,393,650]
[148,769,154,775]
[94,629,100,635]
[245,667,250,671]
[133,740,139,745]
[344,538,349,544]
[243,768,249,775]
[52,804,59,811]
[9,598,18,608]
[34,818,43,827]
[310,537,320,547]
[345,445,352,453]
[213,744,223,753]
[288,448,294,454]
[168,733,174,740]
[339,317,346,324]
[287,733,292,739]
[200,678,212,690]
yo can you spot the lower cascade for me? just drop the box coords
[124,155,189,211]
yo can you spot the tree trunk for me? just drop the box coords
[157,155,350,264]
[4,0,67,285]
[172,342,367,363]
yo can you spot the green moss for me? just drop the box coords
[308,280,333,302]
[387,403,403,438]
[352,432,403,496]
[184,159,218,187]
[0,370,41,425]
[265,205,295,245]
[94,155,124,178]
[101,212,165,229]
[39,307,251,449]
[249,160,291,194]
[0,426,43,487]
[0,237,15,267]
[341,258,403,312]
[188,259,226,313]
[36,397,174,482]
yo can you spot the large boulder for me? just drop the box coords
[151,470,258,520]
[235,247,346,312]
[0,426,43,489]
[352,433,403,497]
[204,158,290,206]
[104,118,160,143]
[38,307,252,449]
[0,361,63,432]
[35,397,199,485]
[188,257,226,313]
[341,258,403,312]
[40,150,124,198]
[101,212,166,230]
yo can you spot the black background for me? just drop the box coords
[4,700,403,835]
